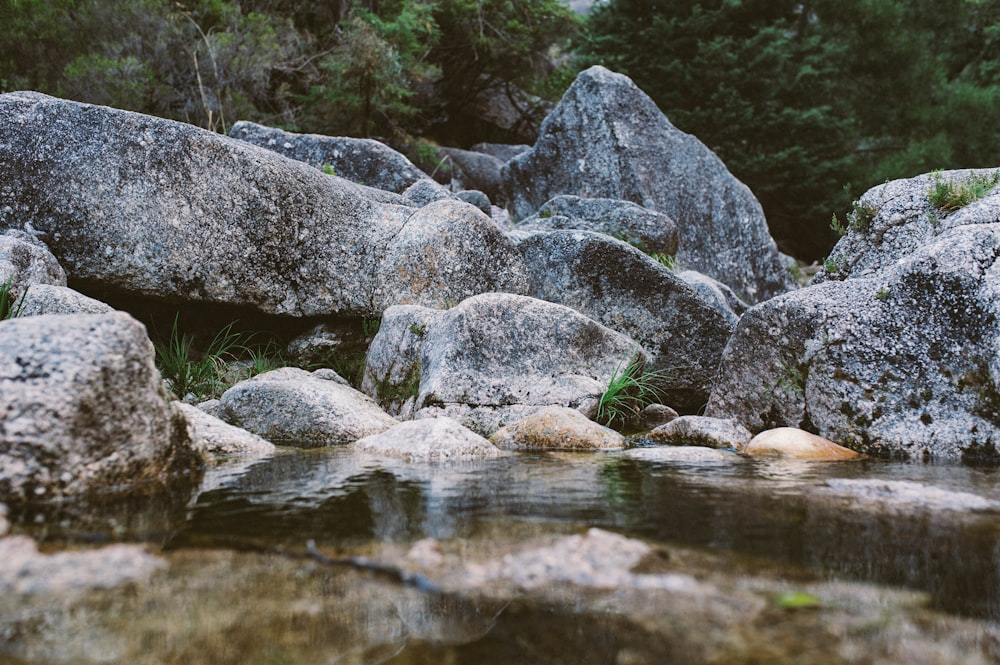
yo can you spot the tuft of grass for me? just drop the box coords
[596,353,669,430]
[0,278,26,320]
[155,316,248,402]
[321,163,337,176]
[650,252,677,270]
[928,170,1000,212]
[875,286,891,300]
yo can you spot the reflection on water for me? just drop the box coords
[7,446,1000,664]
[145,448,1000,618]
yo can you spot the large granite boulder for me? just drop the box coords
[0,92,525,317]
[513,195,679,256]
[363,293,644,435]
[514,230,735,412]
[230,120,429,193]
[0,312,198,501]
[502,66,794,303]
[218,367,398,447]
[706,170,1000,463]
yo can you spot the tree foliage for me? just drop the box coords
[582,0,1000,260]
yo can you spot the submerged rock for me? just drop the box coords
[502,65,794,303]
[707,169,1000,462]
[490,406,626,451]
[745,427,862,461]
[0,535,165,595]
[364,293,644,435]
[353,418,501,461]
[219,367,397,447]
[0,312,197,501]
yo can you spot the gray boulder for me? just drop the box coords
[706,170,1000,462]
[400,178,454,208]
[219,367,397,447]
[379,199,529,309]
[514,195,679,256]
[676,270,749,326]
[0,312,198,501]
[363,293,644,435]
[229,120,429,193]
[17,284,113,316]
[514,230,735,412]
[437,146,505,204]
[0,231,65,296]
[352,418,501,461]
[174,401,276,459]
[0,92,523,317]
[471,142,531,162]
[502,66,794,303]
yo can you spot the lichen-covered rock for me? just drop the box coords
[514,195,679,256]
[364,293,644,435]
[174,401,276,459]
[378,199,530,309]
[230,120,429,193]
[0,231,65,296]
[514,230,734,411]
[706,171,1000,463]
[362,305,445,420]
[0,312,198,501]
[502,66,794,303]
[16,284,113,316]
[745,428,862,461]
[647,416,752,450]
[490,406,625,451]
[219,367,397,447]
[353,418,501,461]
[0,92,522,317]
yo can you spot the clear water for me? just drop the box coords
[6,447,1000,664]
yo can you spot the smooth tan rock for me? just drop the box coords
[353,418,501,461]
[490,406,625,451]
[745,427,863,460]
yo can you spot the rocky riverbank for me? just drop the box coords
[6,64,993,504]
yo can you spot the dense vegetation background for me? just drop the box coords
[4,0,1000,260]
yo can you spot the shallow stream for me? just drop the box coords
[5,446,1000,664]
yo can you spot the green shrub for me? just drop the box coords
[928,170,1000,212]
[596,353,669,430]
